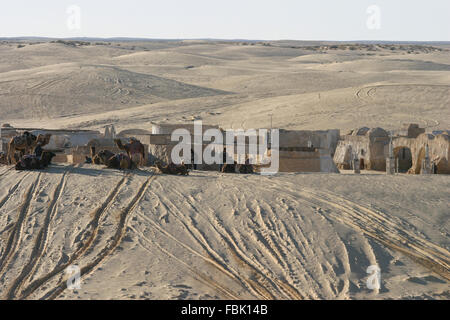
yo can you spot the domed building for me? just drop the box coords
[334,124,450,174]
[334,127,389,171]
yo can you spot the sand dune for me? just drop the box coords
[113,50,223,67]
[307,58,450,72]
[0,40,449,300]
[0,166,448,299]
[2,41,448,131]
[0,63,228,119]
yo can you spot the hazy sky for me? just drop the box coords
[1,0,449,41]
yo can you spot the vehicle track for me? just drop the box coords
[0,172,32,211]
[157,179,305,299]
[356,84,447,128]
[229,197,304,299]
[0,172,34,255]
[248,199,307,290]
[249,197,346,299]
[268,192,369,298]
[0,173,42,276]
[0,223,15,237]
[45,173,155,300]
[27,77,68,91]
[5,168,71,299]
[144,186,264,299]
[355,87,372,100]
[153,181,283,299]
[19,174,129,299]
[133,194,258,299]
[133,226,240,300]
[298,187,450,281]
[266,180,450,281]
[0,167,14,179]
[213,176,445,297]
[213,179,306,299]
[356,84,450,101]
[134,208,247,293]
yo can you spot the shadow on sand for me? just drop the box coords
[41,164,156,177]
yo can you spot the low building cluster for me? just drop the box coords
[1,122,448,174]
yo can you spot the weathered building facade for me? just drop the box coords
[334,124,450,174]
[333,127,389,171]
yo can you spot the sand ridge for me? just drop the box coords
[0,40,449,299]
[0,166,448,299]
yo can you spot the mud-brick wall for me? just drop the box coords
[67,154,86,164]
[368,137,388,171]
[333,136,371,170]
[276,149,338,173]
[318,149,340,173]
[277,150,321,172]
[436,134,450,173]
[148,143,222,170]
[430,134,450,174]
[0,139,7,153]
[52,153,68,163]
[278,129,340,155]
[147,144,174,166]
[393,133,450,174]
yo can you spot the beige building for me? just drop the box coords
[275,130,340,173]
[392,132,450,174]
[118,124,222,170]
[334,124,450,174]
[333,127,389,171]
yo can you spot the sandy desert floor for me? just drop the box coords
[0,40,449,299]
[0,40,449,132]
[0,166,448,300]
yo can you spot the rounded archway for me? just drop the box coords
[394,146,412,173]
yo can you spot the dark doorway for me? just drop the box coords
[395,147,412,173]
[432,162,438,174]
[359,158,365,170]
[191,149,197,170]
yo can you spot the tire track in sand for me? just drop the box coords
[213,179,305,300]
[296,187,450,281]
[5,168,71,299]
[134,207,248,298]
[214,177,375,299]
[19,174,129,299]
[162,179,304,299]
[355,84,446,129]
[44,173,155,300]
[132,225,240,300]
[0,172,32,211]
[0,173,42,276]
[274,194,356,299]
[0,173,33,245]
[0,173,34,257]
[263,178,449,281]
[144,185,264,299]
[133,182,259,299]
[247,198,314,298]
[248,197,337,299]
[0,167,14,179]
[152,180,282,299]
